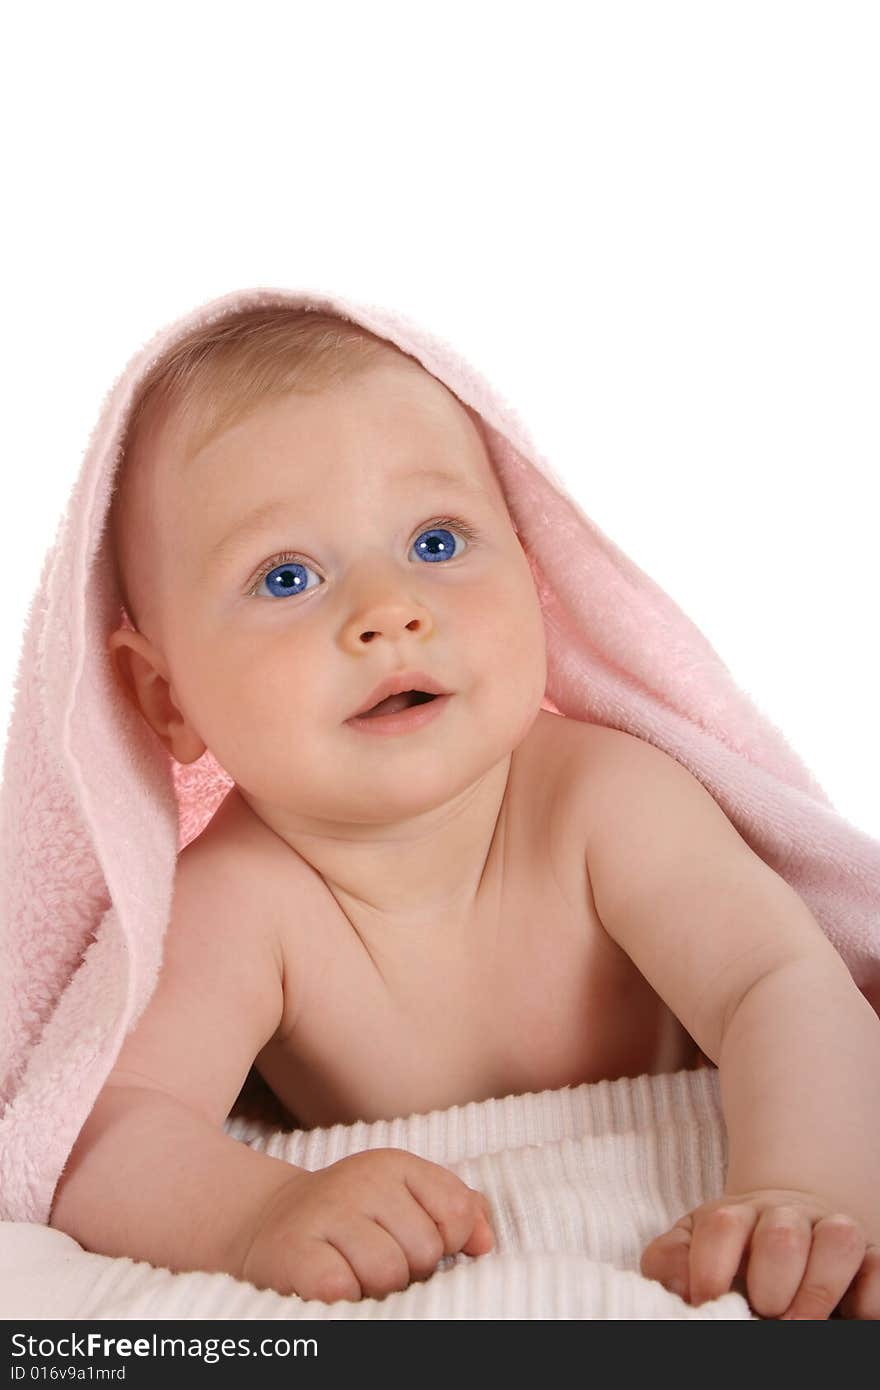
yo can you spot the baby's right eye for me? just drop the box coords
[248,552,322,600]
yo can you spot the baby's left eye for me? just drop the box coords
[412,522,471,563]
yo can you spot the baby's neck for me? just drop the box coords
[239,752,513,938]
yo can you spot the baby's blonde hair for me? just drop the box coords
[109,306,419,630]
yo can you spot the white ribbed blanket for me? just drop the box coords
[0,1066,754,1320]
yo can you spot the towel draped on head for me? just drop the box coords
[2,285,878,1224]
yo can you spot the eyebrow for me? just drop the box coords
[205,468,491,571]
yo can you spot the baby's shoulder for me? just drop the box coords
[180,787,316,1030]
[512,711,630,856]
[176,791,286,977]
[524,706,632,760]
[518,713,681,871]
[519,709,634,803]
[534,713,678,786]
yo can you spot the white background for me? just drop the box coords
[2,1,877,836]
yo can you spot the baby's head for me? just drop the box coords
[107,306,547,826]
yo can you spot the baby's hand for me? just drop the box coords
[640,1189,880,1318]
[238,1148,495,1303]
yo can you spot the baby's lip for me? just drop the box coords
[347,670,451,720]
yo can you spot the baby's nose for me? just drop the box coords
[342,593,435,648]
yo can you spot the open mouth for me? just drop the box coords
[359,690,439,719]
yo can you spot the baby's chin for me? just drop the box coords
[342,722,531,812]
[287,744,515,828]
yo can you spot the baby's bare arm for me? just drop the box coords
[49,834,494,1300]
[49,1083,299,1278]
[50,1084,494,1302]
[585,731,880,1223]
[585,729,880,1314]
[719,953,880,1240]
[640,958,880,1317]
[46,834,296,1276]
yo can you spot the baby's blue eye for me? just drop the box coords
[257,558,319,600]
[412,526,462,563]
[252,522,470,599]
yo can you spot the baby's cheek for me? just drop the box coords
[491,570,547,683]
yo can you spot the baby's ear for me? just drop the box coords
[107,627,139,704]
[105,628,206,765]
[106,626,156,709]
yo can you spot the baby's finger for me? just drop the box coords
[639,1215,694,1300]
[782,1215,867,1320]
[463,1195,496,1257]
[404,1167,492,1257]
[837,1243,880,1320]
[745,1206,813,1318]
[281,1235,363,1304]
[367,1186,448,1281]
[689,1203,758,1306]
[324,1215,412,1301]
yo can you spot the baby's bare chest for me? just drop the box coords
[247,721,699,1128]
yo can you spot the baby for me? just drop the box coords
[49,308,880,1318]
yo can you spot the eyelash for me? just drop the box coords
[245,515,481,598]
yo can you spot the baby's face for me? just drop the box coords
[125,355,547,826]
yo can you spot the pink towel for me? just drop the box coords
[1,285,879,1225]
